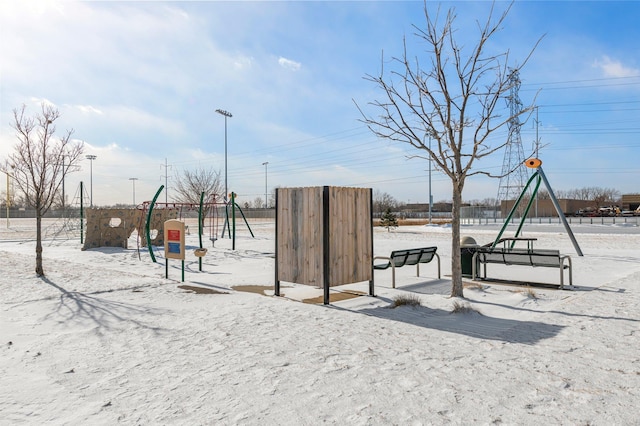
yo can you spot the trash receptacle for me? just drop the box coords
[460,236,479,278]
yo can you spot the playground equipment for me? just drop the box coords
[80,184,255,281]
[493,158,583,256]
[140,186,254,263]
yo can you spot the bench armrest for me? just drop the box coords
[559,255,573,288]
[373,256,392,269]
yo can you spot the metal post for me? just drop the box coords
[129,177,138,206]
[215,109,232,202]
[534,106,540,218]
[198,191,205,272]
[5,172,8,229]
[428,136,432,224]
[146,185,164,263]
[85,155,97,207]
[61,156,65,211]
[262,161,269,208]
[537,166,583,256]
[3,170,11,228]
[80,181,84,243]
[274,188,280,297]
[231,192,236,250]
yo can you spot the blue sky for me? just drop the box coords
[1,1,639,207]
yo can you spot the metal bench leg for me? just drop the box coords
[391,263,396,289]
[417,254,440,279]
[560,255,573,289]
[472,252,479,280]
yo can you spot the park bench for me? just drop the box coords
[373,247,441,288]
[471,246,573,289]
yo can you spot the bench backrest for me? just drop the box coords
[476,247,561,267]
[390,247,437,267]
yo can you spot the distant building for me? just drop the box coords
[500,199,592,217]
[403,202,452,213]
[621,194,640,211]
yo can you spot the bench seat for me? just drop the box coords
[374,247,440,288]
[472,247,572,289]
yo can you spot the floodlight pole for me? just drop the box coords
[428,136,432,224]
[2,169,12,228]
[86,155,97,207]
[262,161,269,208]
[129,177,138,206]
[215,109,232,202]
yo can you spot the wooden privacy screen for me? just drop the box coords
[275,186,373,303]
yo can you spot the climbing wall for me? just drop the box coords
[82,208,178,250]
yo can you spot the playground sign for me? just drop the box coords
[164,219,185,282]
[164,219,185,260]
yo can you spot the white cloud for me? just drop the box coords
[278,57,301,71]
[233,55,254,70]
[28,97,57,108]
[75,105,104,116]
[593,56,640,78]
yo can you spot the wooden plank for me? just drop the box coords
[276,186,372,288]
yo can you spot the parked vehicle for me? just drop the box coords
[574,207,597,217]
[597,206,623,217]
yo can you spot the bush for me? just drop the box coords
[380,208,398,231]
[450,301,481,315]
[390,294,422,308]
[522,287,538,300]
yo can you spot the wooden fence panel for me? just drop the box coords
[276,186,372,288]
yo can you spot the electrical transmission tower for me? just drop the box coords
[496,69,530,212]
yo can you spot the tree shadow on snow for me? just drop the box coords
[40,276,168,334]
[345,295,564,345]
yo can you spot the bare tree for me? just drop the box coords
[172,166,222,205]
[2,103,84,276]
[373,189,398,214]
[356,2,540,297]
[591,187,620,209]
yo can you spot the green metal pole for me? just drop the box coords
[231,192,236,250]
[80,181,84,244]
[512,175,542,247]
[493,171,539,248]
[146,185,164,263]
[198,191,205,271]
[234,203,255,238]
[537,166,584,256]
[224,203,231,238]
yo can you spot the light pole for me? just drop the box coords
[86,155,97,207]
[215,109,232,201]
[2,168,13,229]
[428,136,432,224]
[262,162,269,208]
[129,177,138,206]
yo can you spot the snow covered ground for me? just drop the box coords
[1,218,639,425]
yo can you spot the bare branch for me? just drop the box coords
[354,0,541,298]
[4,103,84,275]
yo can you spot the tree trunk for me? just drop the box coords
[450,186,464,298]
[35,209,44,276]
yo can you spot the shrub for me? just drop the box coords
[380,208,399,231]
[522,287,538,299]
[391,294,422,308]
[450,301,481,315]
